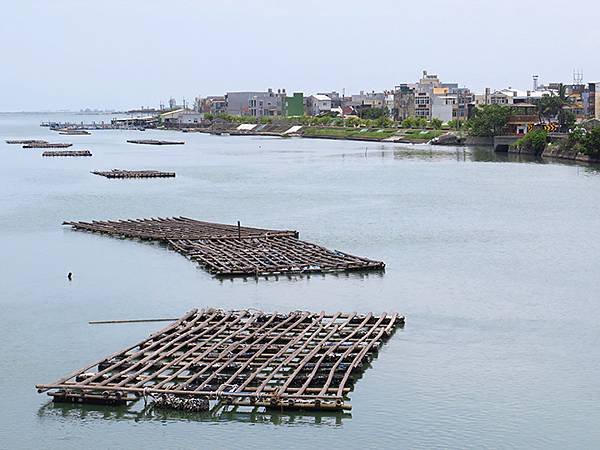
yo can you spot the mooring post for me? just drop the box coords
[237,221,241,239]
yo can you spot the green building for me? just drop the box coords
[283,92,304,117]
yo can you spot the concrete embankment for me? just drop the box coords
[542,144,600,164]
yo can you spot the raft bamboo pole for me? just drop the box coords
[89,318,177,325]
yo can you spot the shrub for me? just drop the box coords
[515,129,548,155]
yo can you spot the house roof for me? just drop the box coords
[312,94,331,101]
[160,108,201,118]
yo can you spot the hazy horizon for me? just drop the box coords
[2,0,599,111]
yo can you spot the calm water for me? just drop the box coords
[1,113,600,449]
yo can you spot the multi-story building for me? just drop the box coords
[490,88,555,105]
[248,89,286,117]
[283,92,304,116]
[317,92,343,108]
[431,94,456,122]
[414,91,431,118]
[197,96,227,115]
[588,82,600,119]
[308,95,332,116]
[392,84,415,120]
[225,92,265,115]
[348,91,386,109]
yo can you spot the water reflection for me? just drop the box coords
[37,400,350,426]
[218,269,385,284]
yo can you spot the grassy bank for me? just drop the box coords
[301,127,397,140]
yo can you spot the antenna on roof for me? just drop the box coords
[573,69,584,84]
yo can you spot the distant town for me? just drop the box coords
[106,70,598,127]
[44,70,596,163]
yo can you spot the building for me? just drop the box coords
[414,91,431,119]
[249,89,286,117]
[505,104,538,135]
[317,92,343,108]
[392,84,415,120]
[348,91,386,109]
[308,94,332,116]
[589,82,600,119]
[431,94,456,122]
[283,92,304,116]
[160,108,203,126]
[225,92,265,115]
[490,88,555,105]
[197,96,227,116]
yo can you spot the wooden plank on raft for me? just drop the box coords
[36,308,405,412]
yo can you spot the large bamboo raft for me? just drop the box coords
[91,170,176,179]
[36,308,404,411]
[63,217,385,276]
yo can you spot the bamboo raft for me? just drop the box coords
[63,217,385,276]
[36,308,404,411]
[23,142,72,148]
[5,139,48,145]
[57,129,91,135]
[127,139,185,145]
[91,170,176,179]
[42,150,92,157]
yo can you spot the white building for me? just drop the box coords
[308,94,332,116]
[431,95,457,122]
[490,88,556,105]
[160,108,203,125]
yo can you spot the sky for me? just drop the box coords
[1,0,599,111]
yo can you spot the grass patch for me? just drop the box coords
[401,129,445,141]
[302,127,396,140]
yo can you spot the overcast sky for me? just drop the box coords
[1,0,599,111]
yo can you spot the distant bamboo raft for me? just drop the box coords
[36,308,404,411]
[57,129,91,135]
[42,150,92,157]
[63,217,385,276]
[5,139,48,145]
[23,142,72,148]
[91,170,176,179]
[127,139,184,145]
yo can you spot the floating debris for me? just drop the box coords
[63,217,385,276]
[36,308,404,411]
[23,142,72,149]
[127,139,184,145]
[91,170,176,179]
[42,150,92,157]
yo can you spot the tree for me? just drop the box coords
[466,104,512,136]
[359,107,387,120]
[345,116,361,127]
[375,116,393,128]
[557,109,576,132]
[447,119,463,130]
[583,127,600,157]
[401,117,415,128]
[537,95,563,123]
[416,117,428,128]
[429,118,442,129]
